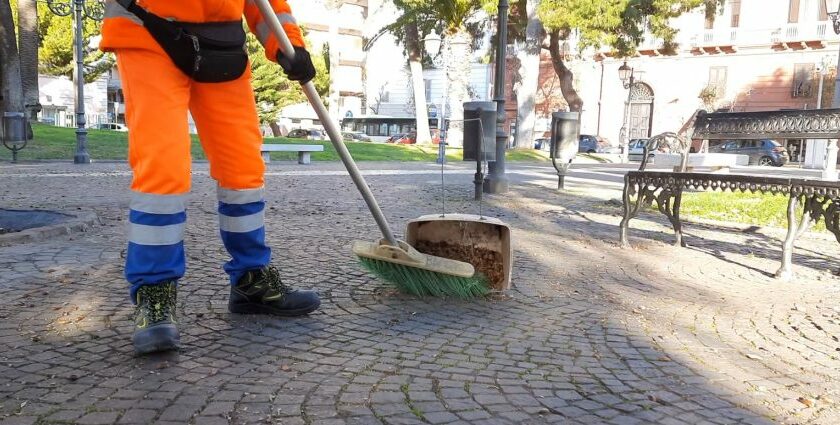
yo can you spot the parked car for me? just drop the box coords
[385,133,406,143]
[430,129,442,145]
[96,123,128,132]
[393,132,417,144]
[708,139,789,166]
[627,138,652,162]
[288,128,326,140]
[578,134,613,153]
[534,138,551,151]
[342,131,372,142]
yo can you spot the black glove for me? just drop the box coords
[277,46,316,83]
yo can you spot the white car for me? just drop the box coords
[628,138,652,162]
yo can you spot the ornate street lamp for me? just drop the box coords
[618,61,636,164]
[483,0,510,194]
[41,0,105,164]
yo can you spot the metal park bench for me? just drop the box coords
[619,109,840,279]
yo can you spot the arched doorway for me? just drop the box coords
[628,82,654,140]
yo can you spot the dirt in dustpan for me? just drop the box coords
[413,240,505,291]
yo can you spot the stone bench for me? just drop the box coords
[652,153,748,172]
[260,144,324,165]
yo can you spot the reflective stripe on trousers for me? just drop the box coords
[218,186,271,284]
[125,192,187,302]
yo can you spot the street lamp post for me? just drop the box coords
[483,0,510,194]
[618,61,635,164]
[423,30,449,165]
[42,0,104,164]
[822,0,840,179]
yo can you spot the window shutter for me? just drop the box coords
[789,0,801,23]
[731,0,742,27]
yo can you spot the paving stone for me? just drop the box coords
[117,409,158,424]
[77,411,121,425]
[1,161,838,425]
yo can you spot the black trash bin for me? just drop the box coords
[2,112,30,163]
[550,112,581,189]
[2,112,27,144]
[462,101,497,162]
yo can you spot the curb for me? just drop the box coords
[0,211,101,247]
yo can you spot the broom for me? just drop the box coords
[254,1,489,298]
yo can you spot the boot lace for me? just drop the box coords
[263,266,292,295]
[137,283,176,323]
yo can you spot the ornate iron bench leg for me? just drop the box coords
[776,194,799,280]
[671,189,686,247]
[619,177,634,248]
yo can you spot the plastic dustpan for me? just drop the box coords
[405,214,512,291]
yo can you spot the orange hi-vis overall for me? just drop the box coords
[100,0,304,301]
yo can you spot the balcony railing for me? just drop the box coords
[693,28,739,47]
[772,21,830,43]
[634,21,831,54]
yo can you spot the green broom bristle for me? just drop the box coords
[358,257,490,298]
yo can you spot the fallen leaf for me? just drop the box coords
[797,397,813,408]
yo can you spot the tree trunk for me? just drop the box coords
[446,30,472,148]
[547,29,582,113]
[514,0,542,149]
[0,0,24,117]
[269,121,282,137]
[17,0,39,120]
[405,21,432,145]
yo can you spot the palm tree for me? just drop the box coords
[384,0,485,147]
[404,20,433,145]
[513,0,542,148]
[17,0,40,120]
[0,0,24,116]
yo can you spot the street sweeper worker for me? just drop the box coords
[100,0,321,354]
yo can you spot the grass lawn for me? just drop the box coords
[6,124,550,163]
[680,191,825,231]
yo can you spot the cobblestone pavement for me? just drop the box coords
[1,161,839,425]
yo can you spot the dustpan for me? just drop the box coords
[406,214,512,291]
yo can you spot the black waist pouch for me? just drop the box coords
[117,0,248,83]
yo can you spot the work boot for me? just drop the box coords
[132,281,180,354]
[229,266,320,316]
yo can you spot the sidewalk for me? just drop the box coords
[1,161,838,424]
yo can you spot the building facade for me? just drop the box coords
[38,74,110,128]
[513,0,840,162]
[286,0,367,123]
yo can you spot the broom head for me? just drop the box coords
[352,239,490,298]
